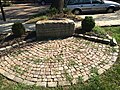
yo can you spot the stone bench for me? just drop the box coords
[36,19,75,40]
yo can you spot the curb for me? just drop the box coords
[0,37,36,52]
[0,33,118,52]
[73,33,118,46]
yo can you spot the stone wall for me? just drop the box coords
[36,19,75,40]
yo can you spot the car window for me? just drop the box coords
[68,0,79,5]
[68,0,91,4]
[78,0,83,4]
[82,0,91,4]
[92,0,102,4]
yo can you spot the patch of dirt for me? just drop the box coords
[0,31,36,48]
[53,14,83,22]
[26,13,83,24]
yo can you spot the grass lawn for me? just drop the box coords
[0,26,120,90]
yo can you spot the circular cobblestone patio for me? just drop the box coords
[0,37,119,87]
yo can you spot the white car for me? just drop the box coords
[67,0,120,14]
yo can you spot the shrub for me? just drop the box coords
[82,16,95,32]
[63,8,71,14]
[47,8,59,16]
[12,22,25,36]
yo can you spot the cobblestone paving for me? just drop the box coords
[0,37,119,87]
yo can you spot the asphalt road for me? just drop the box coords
[0,4,120,22]
[0,4,120,33]
[0,4,48,22]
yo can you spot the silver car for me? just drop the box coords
[67,0,120,14]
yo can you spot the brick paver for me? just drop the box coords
[0,37,119,87]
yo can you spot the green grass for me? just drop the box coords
[93,26,120,42]
[103,26,120,42]
[0,26,120,90]
[93,26,107,35]
[13,65,25,75]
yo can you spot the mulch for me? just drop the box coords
[0,31,36,48]
[0,28,108,49]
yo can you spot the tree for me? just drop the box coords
[51,0,64,13]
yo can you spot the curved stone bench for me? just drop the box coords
[36,19,75,40]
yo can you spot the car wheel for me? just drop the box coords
[41,1,46,5]
[107,7,115,13]
[72,9,81,15]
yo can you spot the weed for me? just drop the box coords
[43,57,51,62]
[10,49,28,57]
[111,47,117,52]
[68,60,77,67]
[56,54,63,62]
[85,41,90,45]
[13,65,25,75]
[33,58,43,64]
[98,60,106,65]
[63,69,73,84]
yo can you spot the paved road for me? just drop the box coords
[0,4,120,33]
[0,4,48,21]
[0,4,48,33]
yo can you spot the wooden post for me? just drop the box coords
[0,0,6,21]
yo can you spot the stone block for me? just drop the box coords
[36,82,47,87]
[110,38,117,46]
[48,82,57,87]
[36,19,75,40]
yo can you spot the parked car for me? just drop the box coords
[67,0,120,15]
[37,0,69,5]
[37,0,52,5]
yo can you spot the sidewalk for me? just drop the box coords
[0,18,120,34]
[0,19,30,33]
[75,19,120,29]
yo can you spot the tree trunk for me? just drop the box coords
[51,0,64,13]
